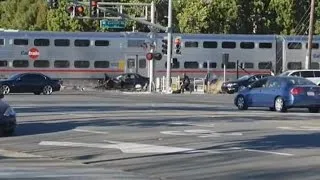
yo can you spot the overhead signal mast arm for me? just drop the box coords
[72,1,167,32]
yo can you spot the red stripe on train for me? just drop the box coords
[0,69,271,74]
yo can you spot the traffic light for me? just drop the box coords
[52,0,58,9]
[146,53,162,61]
[66,5,85,17]
[91,0,98,17]
[161,39,168,55]
[174,37,181,54]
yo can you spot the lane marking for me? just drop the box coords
[277,126,320,131]
[73,129,109,135]
[168,122,215,127]
[39,140,221,154]
[0,149,43,158]
[242,148,294,156]
[161,129,243,138]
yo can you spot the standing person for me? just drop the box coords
[180,73,190,93]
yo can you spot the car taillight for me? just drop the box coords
[290,87,304,95]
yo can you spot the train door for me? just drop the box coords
[125,54,148,77]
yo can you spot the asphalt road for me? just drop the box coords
[1,91,320,180]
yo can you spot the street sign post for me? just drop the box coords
[100,19,125,29]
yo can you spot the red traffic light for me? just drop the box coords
[77,6,84,13]
[146,53,153,60]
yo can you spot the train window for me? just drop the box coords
[95,40,110,46]
[287,42,302,49]
[301,71,314,78]
[139,59,146,69]
[34,60,50,68]
[0,39,3,45]
[165,58,179,69]
[221,62,236,69]
[311,62,320,69]
[127,40,145,47]
[222,41,236,49]
[306,43,319,49]
[94,61,109,68]
[74,39,90,47]
[244,62,254,69]
[287,62,302,70]
[315,71,320,77]
[203,41,217,48]
[13,60,29,67]
[54,60,70,68]
[127,59,135,68]
[259,43,272,49]
[184,61,198,69]
[203,62,217,68]
[14,39,28,46]
[34,39,50,46]
[258,62,272,69]
[54,39,70,46]
[74,61,90,68]
[185,41,198,48]
[240,42,255,49]
[0,61,7,67]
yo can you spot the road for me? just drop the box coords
[0,91,320,180]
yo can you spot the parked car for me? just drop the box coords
[221,74,271,94]
[0,94,16,136]
[234,76,320,113]
[0,73,62,95]
[279,69,320,86]
[104,73,149,90]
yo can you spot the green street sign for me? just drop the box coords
[100,20,126,29]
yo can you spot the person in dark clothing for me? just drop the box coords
[180,73,190,93]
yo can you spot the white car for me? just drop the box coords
[279,70,320,86]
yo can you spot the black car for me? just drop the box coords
[0,94,16,136]
[221,74,271,94]
[105,73,149,90]
[0,73,62,95]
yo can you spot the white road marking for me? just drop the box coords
[0,149,43,158]
[169,122,215,127]
[161,129,243,137]
[39,140,221,154]
[73,129,109,135]
[277,126,320,131]
[242,148,294,156]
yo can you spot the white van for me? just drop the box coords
[279,70,320,85]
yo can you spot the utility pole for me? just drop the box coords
[148,1,156,93]
[165,0,172,94]
[306,0,316,69]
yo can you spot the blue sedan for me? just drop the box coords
[234,76,320,113]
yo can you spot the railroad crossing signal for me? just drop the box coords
[66,5,85,17]
[91,0,98,17]
[146,53,162,61]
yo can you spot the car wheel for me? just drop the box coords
[274,97,287,112]
[236,95,248,110]
[1,85,10,95]
[43,85,53,95]
[308,107,319,113]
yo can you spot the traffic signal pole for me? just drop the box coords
[165,0,173,94]
[148,1,155,93]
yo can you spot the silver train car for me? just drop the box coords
[0,30,319,80]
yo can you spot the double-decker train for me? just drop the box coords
[0,29,320,80]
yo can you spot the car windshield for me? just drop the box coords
[238,75,252,81]
[8,74,21,80]
[287,77,316,85]
[279,72,290,76]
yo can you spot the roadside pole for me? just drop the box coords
[148,1,155,92]
[166,0,172,94]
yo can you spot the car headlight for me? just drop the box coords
[4,107,15,117]
[227,83,237,87]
